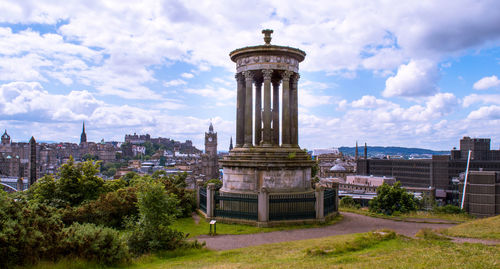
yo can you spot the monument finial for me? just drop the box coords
[262,29,273,45]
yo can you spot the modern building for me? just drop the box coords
[357,136,500,203]
[459,171,500,217]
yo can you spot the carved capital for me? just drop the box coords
[291,73,300,87]
[262,69,273,81]
[243,71,254,82]
[235,72,244,83]
[281,70,293,82]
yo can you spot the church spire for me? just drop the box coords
[80,121,87,144]
[209,121,214,133]
[229,136,233,151]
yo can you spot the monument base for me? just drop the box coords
[220,147,315,193]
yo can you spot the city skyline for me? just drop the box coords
[1,1,500,151]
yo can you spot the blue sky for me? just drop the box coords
[1,0,500,151]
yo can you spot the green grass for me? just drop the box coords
[340,206,473,223]
[27,230,500,269]
[442,214,500,240]
[170,213,343,238]
[131,231,500,268]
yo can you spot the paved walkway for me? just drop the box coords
[198,212,458,250]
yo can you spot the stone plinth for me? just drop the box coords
[220,147,314,194]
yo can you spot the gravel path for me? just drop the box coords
[198,212,458,250]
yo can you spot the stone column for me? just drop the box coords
[196,179,204,209]
[290,74,299,147]
[243,71,254,147]
[281,71,292,147]
[235,73,245,147]
[254,79,262,146]
[315,183,325,220]
[262,69,273,147]
[206,183,216,218]
[272,79,280,145]
[258,187,269,223]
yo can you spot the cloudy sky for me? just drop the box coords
[1,0,500,151]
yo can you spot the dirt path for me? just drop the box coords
[198,212,457,250]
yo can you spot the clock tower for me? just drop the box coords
[202,122,219,179]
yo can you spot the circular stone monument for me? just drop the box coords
[220,29,315,195]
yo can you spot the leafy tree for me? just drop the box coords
[340,196,360,209]
[127,180,184,254]
[30,157,106,207]
[121,171,141,184]
[61,187,138,228]
[369,182,418,215]
[82,153,99,161]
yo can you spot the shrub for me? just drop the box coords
[61,187,138,228]
[340,196,360,209]
[369,182,418,215]
[60,223,129,265]
[0,192,64,267]
[203,178,222,189]
[433,204,466,214]
[127,180,185,255]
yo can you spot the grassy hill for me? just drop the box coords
[442,215,500,239]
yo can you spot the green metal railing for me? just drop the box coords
[199,187,207,213]
[324,189,337,216]
[269,193,316,220]
[214,192,258,220]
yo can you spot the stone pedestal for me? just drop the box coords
[206,183,216,218]
[196,179,204,209]
[258,188,269,223]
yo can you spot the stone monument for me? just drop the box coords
[200,30,338,226]
[220,29,315,194]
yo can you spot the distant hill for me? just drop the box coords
[339,146,449,159]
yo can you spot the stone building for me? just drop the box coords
[201,123,219,179]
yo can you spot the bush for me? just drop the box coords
[0,192,64,267]
[127,180,185,255]
[203,178,222,189]
[369,182,418,215]
[60,223,129,265]
[61,187,138,228]
[433,205,466,214]
[340,196,360,209]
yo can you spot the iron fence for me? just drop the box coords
[269,192,316,221]
[199,187,207,213]
[324,188,337,216]
[214,192,258,220]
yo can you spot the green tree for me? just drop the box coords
[30,157,106,207]
[127,180,184,254]
[369,182,418,215]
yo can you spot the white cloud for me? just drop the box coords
[473,75,500,90]
[467,105,500,120]
[463,93,500,107]
[163,79,187,87]
[181,72,194,79]
[383,59,439,97]
[185,86,235,101]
